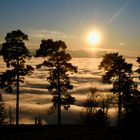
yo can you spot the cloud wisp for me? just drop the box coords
[25,29,76,49]
[119,42,126,46]
[27,29,76,40]
[107,0,131,24]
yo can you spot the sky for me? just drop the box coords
[0,0,140,56]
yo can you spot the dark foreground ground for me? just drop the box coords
[0,125,139,140]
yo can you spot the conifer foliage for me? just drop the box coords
[99,52,140,126]
[0,30,34,125]
[35,39,77,125]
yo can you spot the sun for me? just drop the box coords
[87,31,101,46]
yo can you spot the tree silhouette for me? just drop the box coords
[0,30,34,125]
[0,93,7,125]
[121,77,140,126]
[136,57,140,79]
[127,57,140,126]
[81,87,98,125]
[99,52,133,126]
[0,70,17,92]
[35,39,77,125]
[78,87,110,126]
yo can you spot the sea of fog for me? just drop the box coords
[0,57,139,125]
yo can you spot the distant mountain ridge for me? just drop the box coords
[0,43,109,58]
[0,46,137,58]
[66,49,92,58]
[29,49,108,58]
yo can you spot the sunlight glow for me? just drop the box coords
[87,31,101,46]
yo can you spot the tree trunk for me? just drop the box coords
[118,92,122,126]
[57,60,61,125]
[16,47,19,125]
[118,70,122,126]
[9,106,12,125]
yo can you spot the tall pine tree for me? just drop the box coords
[0,30,34,125]
[35,39,77,125]
[99,52,133,126]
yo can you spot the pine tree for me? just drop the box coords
[0,30,34,125]
[35,39,77,125]
[99,52,133,126]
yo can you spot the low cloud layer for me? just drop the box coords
[2,57,138,125]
